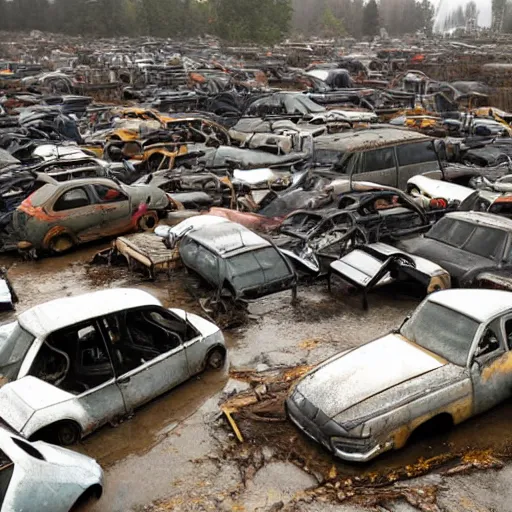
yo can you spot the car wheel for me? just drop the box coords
[205,348,226,371]
[56,421,81,446]
[70,484,103,511]
[137,212,158,231]
[49,235,74,254]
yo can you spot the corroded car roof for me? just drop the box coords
[18,288,161,338]
[314,127,432,152]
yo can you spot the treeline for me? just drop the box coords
[10,0,503,43]
[0,0,292,44]
[441,0,478,31]
[492,0,512,33]
[292,0,435,39]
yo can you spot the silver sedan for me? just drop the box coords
[287,289,512,462]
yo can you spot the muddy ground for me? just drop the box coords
[1,244,512,512]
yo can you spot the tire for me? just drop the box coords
[55,421,81,446]
[205,348,226,371]
[137,213,158,231]
[70,485,103,511]
[49,235,74,254]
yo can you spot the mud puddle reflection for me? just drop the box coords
[77,370,228,467]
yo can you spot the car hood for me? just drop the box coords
[397,237,492,279]
[0,376,73,433]
[295,334,447,420]
[333,363,467,429]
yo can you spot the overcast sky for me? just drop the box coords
[433,0,492,28]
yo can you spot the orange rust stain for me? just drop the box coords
[42,226,74,249]
[390,395,473,450]
[19,197,64,222]
[481,353,512,383]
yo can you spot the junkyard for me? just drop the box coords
[4,1,512,510]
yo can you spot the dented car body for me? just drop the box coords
[175,217,297,302]
[0,289,226,445]
[12,177,171,254]
[329,242,451,308]
[287,289,512,462]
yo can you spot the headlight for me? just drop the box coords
[331,435,375,453]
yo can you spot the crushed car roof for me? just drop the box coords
[187,221,271,257]
[427,289,512,323]
[18,288,161,338]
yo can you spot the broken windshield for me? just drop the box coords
[0,323,35,382]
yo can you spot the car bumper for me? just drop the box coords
[286,398,393,463]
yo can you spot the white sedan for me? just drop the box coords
[0,288,226,445]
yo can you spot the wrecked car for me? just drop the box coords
[11,176,172,254]
[287,289,512,462]
[159,216,297,314]
[0,427,103,511]
[328,242,451,309]
[0,288,226,445]
[313,128,444,189]
[277,184,440,274]
[395,212,512,290]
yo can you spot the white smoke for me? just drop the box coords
[433,0,492,29]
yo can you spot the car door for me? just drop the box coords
[91,184,131,235]
[160,309,206,376]
[103,309,189,412]
[352,148,398,188]
[26,320,126,429]
[470,317,512,415]
[396,141,442,189]
[48,186,102,242]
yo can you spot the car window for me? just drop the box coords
[359,147,396,173]
[93,185,128,204]
[0,449,14,508]
[180,238,199,263]
[426,218,475,247]
[505,319,512,349]
[147,310,198,341]
[54,187,90,211]
[397,141,438,166]
[401,300,479,366]
[313,148,343,167]
[29,321,113,394]
[475,328,501,358]
[112,310,183,374]
[462,226,507,261]
[228,247,289,291]
[195,246,219,284]
[0,323,35,381]
[489,202,512,218]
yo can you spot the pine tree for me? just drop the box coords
[362,0,379,37]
